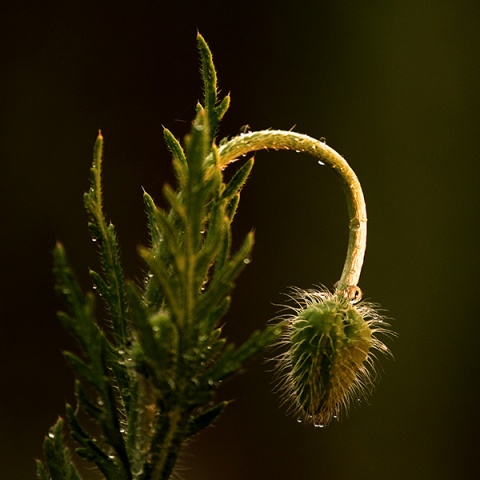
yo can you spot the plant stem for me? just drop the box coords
[153,406,183,480]
[215,130,367,298]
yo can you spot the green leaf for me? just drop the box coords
[164,128,188,188]
[197,33,230,140]
[215,94,230,123]
[222,157,254,200]
[203,323,286,384]
[89,270,109,301]
[197,33,219,134]
[126,282,178,378]
[197,231,254,318]
[53,243,92,319]
[66,405,128,480]
[63,352,101,391]
[139,246,182,324]
[37,418,82,480]
[83,133,128,348]
[185,108,210,187]
[143,191,161,247]
[185,401,228,438]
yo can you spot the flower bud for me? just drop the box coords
[275,288,391,426]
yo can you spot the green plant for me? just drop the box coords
[37,34,392,479]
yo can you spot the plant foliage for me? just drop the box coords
[37,34,283,480]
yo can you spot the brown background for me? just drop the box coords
[2,1,479,478]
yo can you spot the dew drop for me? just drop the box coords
[317,160,325,166]
[320,137,327,143]
[243,258,251,264]
[314,422,325,428]
[350,218,361,231]
[92,238,97,242]
[297,418,302,423]
[295,149,301,153]
[48,432,55,439]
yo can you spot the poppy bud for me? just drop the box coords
[275,288,391,426]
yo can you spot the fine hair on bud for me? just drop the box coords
[273,287,392,427]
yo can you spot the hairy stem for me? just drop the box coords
[153,406,183,480]
[215,130,367,297]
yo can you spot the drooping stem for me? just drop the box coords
[215,130,367,298]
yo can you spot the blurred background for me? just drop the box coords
[2,0,480,478]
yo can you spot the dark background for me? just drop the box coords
[2,1,479,478]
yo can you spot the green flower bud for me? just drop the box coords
[275,288,391,427]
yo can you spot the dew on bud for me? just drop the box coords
[273,287,391,427]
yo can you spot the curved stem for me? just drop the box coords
[215,130,367,297]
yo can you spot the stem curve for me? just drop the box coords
[214,130,367,297]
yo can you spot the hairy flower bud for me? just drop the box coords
[275,288,391,426]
